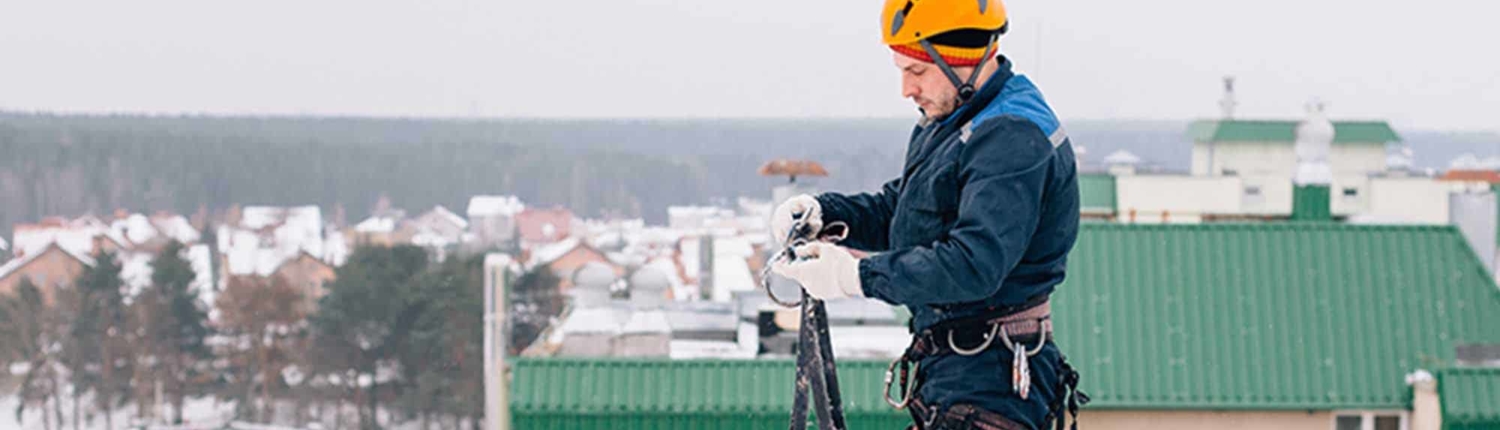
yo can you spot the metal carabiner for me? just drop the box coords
[761,221,851,309]
[761,263,805,308]
[883,357,919,409]
[948,321,1001,356]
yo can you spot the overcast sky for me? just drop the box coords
[1,0,1496,131]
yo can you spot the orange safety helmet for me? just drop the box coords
[881,0,1008,102]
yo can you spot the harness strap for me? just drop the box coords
[908,398,1029,430]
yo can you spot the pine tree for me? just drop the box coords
[134,241,212,424]
[399,254,485,428]
[64,252,130,430]
[308,245,430,429]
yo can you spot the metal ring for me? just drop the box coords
[998,320,1050,357]
[760,262,804,308]
[1025,321,1050,357]
[948,322,1000,356]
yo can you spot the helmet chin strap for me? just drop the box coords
[918,32,999,107]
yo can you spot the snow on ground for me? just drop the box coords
[0,390,481,430]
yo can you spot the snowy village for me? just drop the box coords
[5,0,1500,429]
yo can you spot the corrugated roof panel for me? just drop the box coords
[512,224,1500,421]
[512,358,910,429]
[1438,367,1500,430]
[1054,223,1500,410]
[512,358,906,415]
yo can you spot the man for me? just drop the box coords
[769,0,1083,428]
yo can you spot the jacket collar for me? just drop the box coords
[932,56,1015,129]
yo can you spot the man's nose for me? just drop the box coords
[901,75,920,100]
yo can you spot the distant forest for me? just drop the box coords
[0,114,911,236]
[3,112,1492,238]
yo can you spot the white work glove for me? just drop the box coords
[771,242,864,300]
[771,194,823,247]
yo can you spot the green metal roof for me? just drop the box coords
[1056,223,1500,410]
[511,224,1500,425]
[1079,174,1117,214]
[1439,367,1500,430]
[512,358,909,429]
[1188,119,1401,144]
[1492,184,1500,247]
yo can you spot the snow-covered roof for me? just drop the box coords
[425,205,469,229]
[823,298,903,325]
[467,195,524,218]
[219,206,328,276]
[152,214,201,244]
[557,306,633,335]
[526,236,583,269]
[827,325,910,359]
[353,216,398,234]
[0,243,96,283]
[664,301,740,333]
[669,340,756,360]
[110,213,201,247]
[242,206,321,232]
[622,310,671,334]
[12,217,129,257]
[710,236,757,302]
[113,213,158,245]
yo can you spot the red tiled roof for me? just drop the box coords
[1440,170,1500,183]
[516,207,573,244]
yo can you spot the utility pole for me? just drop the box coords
[483,254,514,430]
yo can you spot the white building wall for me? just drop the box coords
[1329,145,1388,215]
[1192,141,1388,216]
[1365,178,1459,224]
[1115,175,1243,224]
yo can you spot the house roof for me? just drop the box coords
[353,215,398,234]
[12,217,130,257]
[526,237,584,269]
[511,358,911,428]
[0,242,96,283]
[516,207,574,244]
[1079,173,1117,214]
[1057,223,1500,410]
[1440,170,1500,184]
[511,223,1500,421]
[1438,367,1500,429]
[466,195,524,218]
[1188,119,1401,144]
[423,205,468,229]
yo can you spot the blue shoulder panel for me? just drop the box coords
[963,75,1067,147]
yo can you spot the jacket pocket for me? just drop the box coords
[897,163,960,244]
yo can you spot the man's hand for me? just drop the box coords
[771,242,864,300]
[771,195,823,246]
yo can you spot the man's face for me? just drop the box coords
[895,52,970,120]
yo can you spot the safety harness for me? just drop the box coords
[885,297,1090,430]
